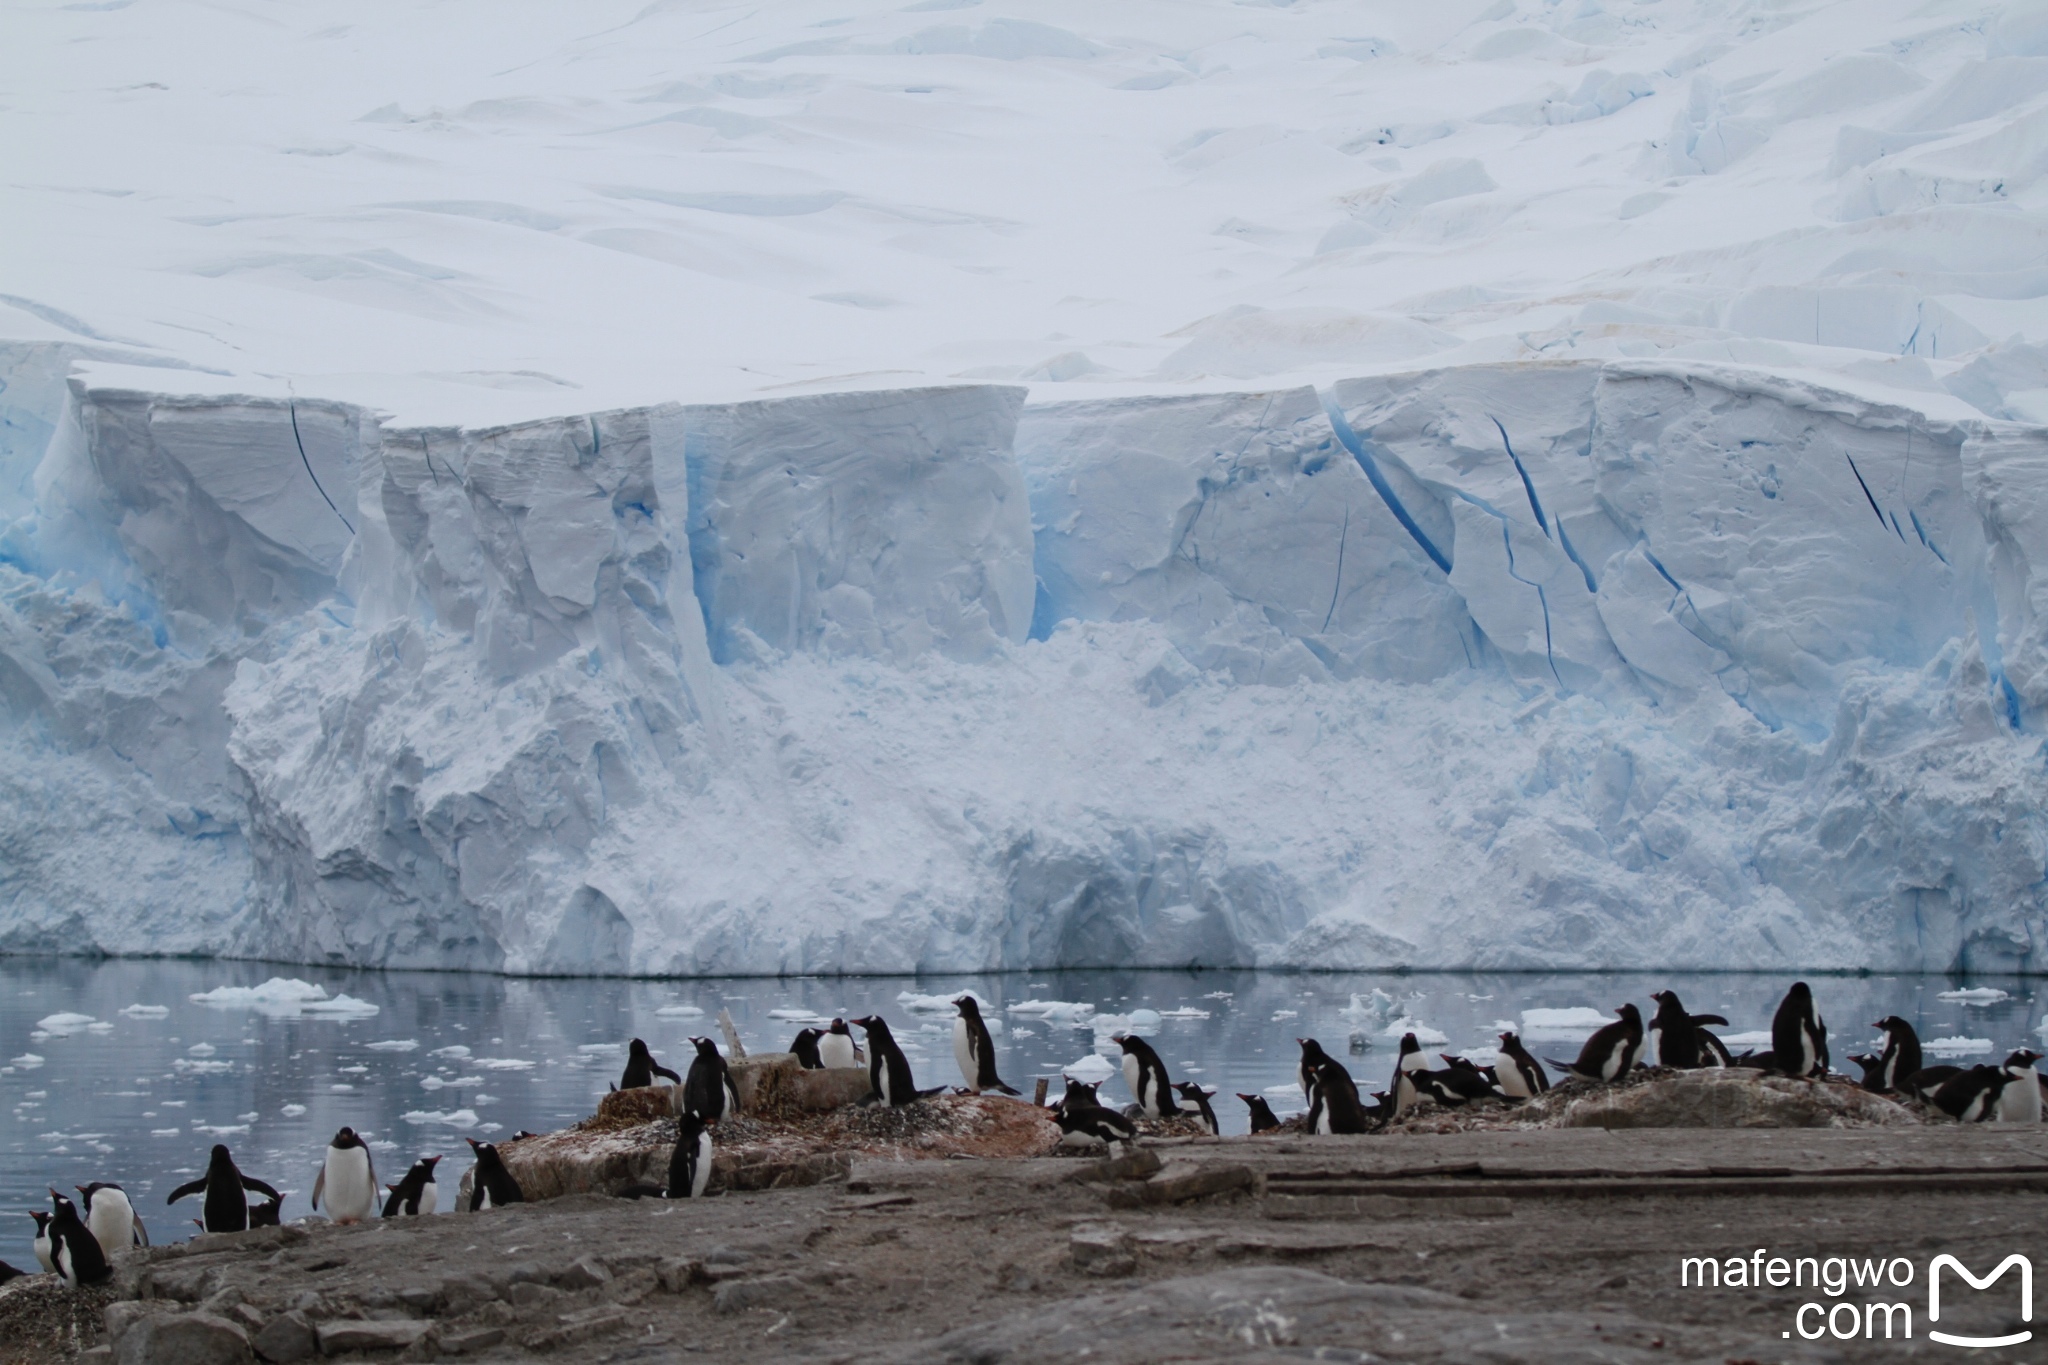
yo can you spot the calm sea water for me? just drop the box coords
[5,958,2042,1260]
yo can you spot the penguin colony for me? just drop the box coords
[12,984,2042,1286]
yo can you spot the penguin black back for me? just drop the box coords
[1495,1032,1550,1098]
[1115,1034,1179,1116]
[465,1137,524,1211]
[1770,981,1828,1078]
[953,996,1020,1095]
[666,1111,712,1199]
[853,1015,920,1106]
[1561,1003,1644,1082]
[1238,1092,1280,1133]
[167,1144,279,1235]
[790,1028,825,1070]
[1649,991,1700,1068]
[683,1037,738,1121]
[620,1038,683,1091]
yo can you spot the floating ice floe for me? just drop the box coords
[1155,1007,1212,1021]
[655,1005,705,1018]
[1937,988,2011,1005]
[188,978,379,1017]
[364,1039,419,1052]
[151,1128,181,1137]
[1202,992,1234,1001]
[421,1075,482,1090]
[403,1109,480,1127]
[1272,1010,1300,1022]
[330,1084,354,1092]
[118,1005,170,1018]
[193,1123,249,1136]
[173,1059,233,1074]
[1518,1008,1615,1043]
[429,1045,473,1059]
[474,1058,536,1071]
[281,1104,307,1117]
[10,1054,43,1069]
[188,1043,217,1056]
[1008,1000,1096,1026]
[35,1013,99,1035]
[1337,990,1399,1025]
[577,1042,622,1054]
[1380,1017,1448,1045]
[1090,1009,1161,1036]
[768,1008,826,1021]
[1061,1054,1117,1083]
[1926,1036,1995,1055]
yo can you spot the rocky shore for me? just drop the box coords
[7,1066,2043,1364]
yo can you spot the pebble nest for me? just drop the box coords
[0,1276,111,1365]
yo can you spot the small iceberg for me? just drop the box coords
[577,1042,622,1055]
[768,1008,827,1021]
[1519,1008,1614,1042]
[474,1058,535,1071]
[430,1045,473,1059]
[1156,1007,1212,1020]
[1379,1017,1448,1045]
[897,989,989,1012]
[403,1108,480,1127]
[190,978,376,1017]
[301,994,378,1017]
[1937,988,2011,1005]
[1061,1053,1117,1084]
[1338,989,1399,1025]
[1008,1000,1096,1025]
[119,1004,171,1018]
[1926,1036,1995,1056]
[655,1004,705,1018]
[364,1039,419,1052]
[281,1104,307,1117]
[35,1013,98,1035]
[1090,1009,1162,1036]
[421,1075,482,1090]
[188,1043,217,1056]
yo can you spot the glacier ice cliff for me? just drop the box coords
[4,345,2048,975]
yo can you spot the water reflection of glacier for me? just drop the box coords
[5,958,2042,1245]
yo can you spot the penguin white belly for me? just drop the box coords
[875,1059,894,1105]
[1998,1076,2042,1123]
[477,1187,494,1211]
[416,1182,438,1216]
[1644,1026,1662,1069]
[33,1232,52,1274]
[86,1190,136,1256]
[1122,1055,1143,1110]
[1058,1125,1105,1150]
[819,1035,857,1069]
[323,1148,376,1223]
[1498,1064,1531,1101]
[953,1020,976,1090]
[54,1238,78,1286]
[691,1132,713,1198]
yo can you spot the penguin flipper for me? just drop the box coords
[311,1167,325,1211]
[1690,1014,1730,1027]
[990,1081,1021,1096]
[614,1183,666,1200]
[655,1065,683,1085]
[857,1091,882,1108]
[165,1179,206,1205]
[132,1214,148,1248]
[915,1085,949,1100]
[240,1175,282,1202]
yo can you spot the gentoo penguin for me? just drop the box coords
[853,1015,930,1107]
[1557,1004,1645,1083]
[1308,1059,1370,1134]
[1239,1093,1280,1133]
[1995,1050,2044,1124]
[1298,1038,1341,1110]
[249,1193,282,1227]
[45,1191,110,1288]
[952,997,1019,1095]
[1114,1035,1179,1118]
[29,1211,52,1273]
[789,1028,826,1070]
[1055,1099,1137,1152]
[1648,991,1728,1070]
[1364,1090,1393,1125]
[1906,1064,1964,1101]
[76,1182,147,1256]
[618,1039,684,1092]
[1869,1017,1924,1094]
[1058,1078,1104,1114]
[683,1037,739,1122]
[1769,982,1828,1078]
[818,1018,865,1070]
[311,1127,377,1225]
[166,1144,282,1235]
[382,1156,441,1217]
[667,1111,713,1198]
[1171,1082,1220,1135]
[465,1137,524,1211]
[1495,1032,1550,1099]
[1847,1053,1888,1090]
[0,1261,24,1285]
[1933,1064,2012,1122]
[1393,1033,1429,1076]
[1421,1057,1496,1104]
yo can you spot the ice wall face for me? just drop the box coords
[683,386,1034,664]
[3,354,2048,975]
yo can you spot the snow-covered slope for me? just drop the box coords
[5,1,2048,975]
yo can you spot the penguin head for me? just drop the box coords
[511,1131,540,1142]
[1616,1003,1643,1025]
[953,996,982,1020]
[2005,1048,2042,1072]
[1170,1081,1212,1100]
[29,1211,49,1232]
[827,1018,851,1036]
[209,1144,234,1166]
[1061,1078,1100,1106]
[1299,1037,1330,1063]
[1498,1031,1522,1051]
[691,1036,723,1060]
[48,1190,77,1220]
[331,1127,363,1150]
[1396,1033,1420,1056]
[1787,981,1812,1003]
[677,1110,707,1140]
[628,1038,652,1058]
[1440,1054,1479,1072]
[1111,1033,1137,1054]
[413,1155,443,1178]
[1873,1015,1910,1035]
[851,1015,886,1040]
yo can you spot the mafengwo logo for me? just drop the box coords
[1679,1250,2031,1346]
